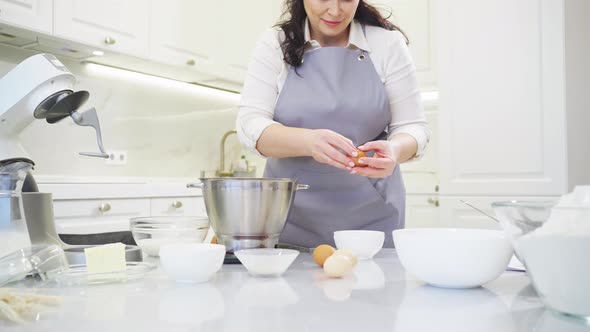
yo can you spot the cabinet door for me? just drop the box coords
[0,0,52,34]
[148,0,218,81]
[213,0,283,82]
[53,198,151,234]
[149,0,281,87]
[150,196,207,217]
[368,0,437,89]
[53,0,149,57]
[405,194,440,228]
[437,0,567,196]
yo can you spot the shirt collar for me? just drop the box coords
[304,18,372,52]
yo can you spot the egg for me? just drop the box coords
[312,244,335,267]
[332,249,358,267]
[211,235,218,244]
[323,255,354,278]
[351,150,368,167]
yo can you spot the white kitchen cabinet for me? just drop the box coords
[148,0,218,82]
[405,194,440,228]
[369,0,437,89]
[53,0,149,57]
[0,0,52,34]
[213,0,283,82]
[52,198,150,234]
[150,196,206,217]
[437,0,590,196]
[148,0,282,88]
[38,180,206,235]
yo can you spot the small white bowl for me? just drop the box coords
[234,249,299,277]
[393,228,512,289]
[159,243,225,283]
[333,230,385,260]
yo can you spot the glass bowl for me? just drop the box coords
[49,261,156,286]
[490,201,556,263]
[491,199,590,322]
[0,244,68,286]
[130,216,210,257]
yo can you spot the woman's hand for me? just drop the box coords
[348,140,401,178]
[302,129,358,170]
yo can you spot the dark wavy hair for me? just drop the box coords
[276,0,409,67]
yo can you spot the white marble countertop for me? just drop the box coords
[3,249,589,332]
[35,176,203,199]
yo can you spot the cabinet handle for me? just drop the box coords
[427,197,439,207]
[171,200,183,209]
[98,203,111,213]
[186,59,196,66]
[104,37,116,45]
[435,185,439,193]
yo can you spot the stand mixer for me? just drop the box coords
[0,53,109,256]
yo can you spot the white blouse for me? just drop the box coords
[236,19,430,159]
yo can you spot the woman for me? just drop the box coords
[236,0,430,248]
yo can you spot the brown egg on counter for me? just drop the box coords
[351,149,368,167]
[312,244,335,267]
[211,235,218,244]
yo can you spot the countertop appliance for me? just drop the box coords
[0,53,108,161]
[0,53,110,255]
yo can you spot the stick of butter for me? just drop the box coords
[84,243,126,281]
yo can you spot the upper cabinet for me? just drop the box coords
[1,1,435,92]
[149,0,218,81]
[149,0,282,89]
[212,0,283,83]
[53,0,149,57]
[0,0,52,34]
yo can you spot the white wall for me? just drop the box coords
[0,44,264,179]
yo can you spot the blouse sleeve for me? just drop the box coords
[383,30,431,160]
[236,28,285,156]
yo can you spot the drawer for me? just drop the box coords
[53,198,150,234]
[150,196,206,217]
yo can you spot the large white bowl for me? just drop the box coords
[159,243,225,283]
[234,249,299,277]
[333,230,384,260]
[519,231,590,319]
[392,228,512,288]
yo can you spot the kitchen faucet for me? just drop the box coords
[216,130,237,177]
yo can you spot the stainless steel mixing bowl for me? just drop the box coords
[187,178,308,253]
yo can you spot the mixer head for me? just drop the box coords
[33,90,90,124]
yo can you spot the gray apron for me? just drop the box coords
[264,36,405,248]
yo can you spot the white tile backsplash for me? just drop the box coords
[0,44,264,179]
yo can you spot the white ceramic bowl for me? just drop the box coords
[519,232,590,319]
[130,216,210,257]
[159,243,225,283]
[392,228,512,288]
[333,230,384,260]
[234,249,299,277]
